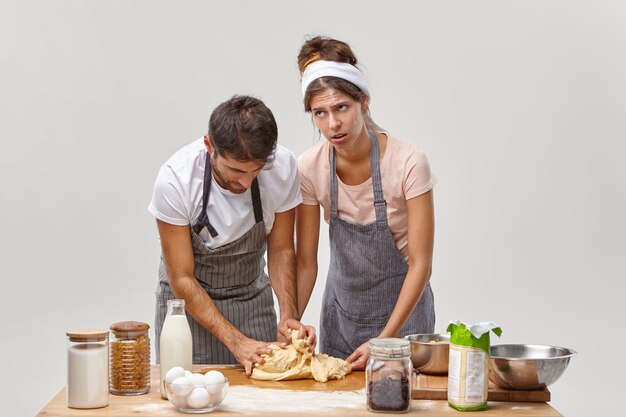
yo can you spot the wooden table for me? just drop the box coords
[37,365,563,416]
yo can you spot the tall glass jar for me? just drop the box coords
[66,329,109,409]
[366,338,412,413]
[109,321,151,395]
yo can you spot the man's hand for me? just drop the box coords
[277,318,317,349]
[346,341,369,371]
[231,336,286,376]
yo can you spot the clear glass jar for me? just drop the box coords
[366,338,412,413]
[66,329,109,409]
[109,321,151,395]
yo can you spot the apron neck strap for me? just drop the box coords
[193,152,264,237]
[250,177,263,224]
[330,130,387,222]
[193,152,219,237]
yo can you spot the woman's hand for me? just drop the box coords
[346,341,369,370]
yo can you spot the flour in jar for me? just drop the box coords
[66,329,109,409]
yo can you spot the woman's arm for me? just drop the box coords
[380,190,435,336]
[295,203,321,318]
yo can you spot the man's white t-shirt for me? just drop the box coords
[148,138,302,248]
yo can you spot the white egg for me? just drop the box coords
[164,366,186,384]
[168,376,193,397]
[186,387,210,409]
[203,370,225,384]
[203,370,225,394]
[184,370,192,377]
[188,372,206,386]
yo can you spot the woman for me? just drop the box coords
[296,36,437,370]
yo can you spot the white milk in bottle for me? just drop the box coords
[159,299,193,399]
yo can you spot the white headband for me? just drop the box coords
[301,60,370,98]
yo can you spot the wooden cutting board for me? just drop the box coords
[412,373,551,402]
[199,365,366,391]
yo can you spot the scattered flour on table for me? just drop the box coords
[131,402,171,413]
[413,400,440,410]
[221,387,366,413]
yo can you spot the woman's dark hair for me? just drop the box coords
[297,36,366,113]
[208,95,277,163]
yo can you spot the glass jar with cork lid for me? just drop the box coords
[366,337,413,413]
[66,329,109,409]
[109,321,151,395]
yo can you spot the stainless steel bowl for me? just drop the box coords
[489,344,577,390]
[404,333,450,375]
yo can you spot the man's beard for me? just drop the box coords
[210,155,247,194]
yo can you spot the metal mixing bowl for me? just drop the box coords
[489,344,577,390]
[404,333,450,375]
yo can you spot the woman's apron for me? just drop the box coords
[320,131,435,359]
[155,152,277,364]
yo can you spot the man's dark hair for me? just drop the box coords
[208,95,277,163]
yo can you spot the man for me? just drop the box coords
[149,95,315,374]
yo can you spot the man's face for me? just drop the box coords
[204,136,265,194]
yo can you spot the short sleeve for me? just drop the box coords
[298,152,319,206]
[147,165,191,226]
[275,148,303,213]
[403,147,438,200]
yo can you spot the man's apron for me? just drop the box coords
[320,131,435,358]
[155,152,277,364]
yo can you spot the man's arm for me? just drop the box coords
[267,209,316,347]
[157,219,273,375]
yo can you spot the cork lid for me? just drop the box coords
[109,321,150,335]
[66,329,109,342]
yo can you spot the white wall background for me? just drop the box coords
[2,1,624,416]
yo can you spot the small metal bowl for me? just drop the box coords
[489,344,577,390]
[404,333,450,375]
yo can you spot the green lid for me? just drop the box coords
[447,321,502,353]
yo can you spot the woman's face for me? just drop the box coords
[309,88,367,150]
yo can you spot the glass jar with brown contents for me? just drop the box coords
[109,321,151,395]
[366,338,413,413]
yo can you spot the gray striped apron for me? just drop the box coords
[320,130,435,358]
[155,152,277,364]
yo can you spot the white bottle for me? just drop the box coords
[159,299,193,399]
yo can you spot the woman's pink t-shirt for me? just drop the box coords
[298,134,437,261]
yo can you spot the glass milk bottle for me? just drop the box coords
[159,299,193,399]
[66,329,109,409]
